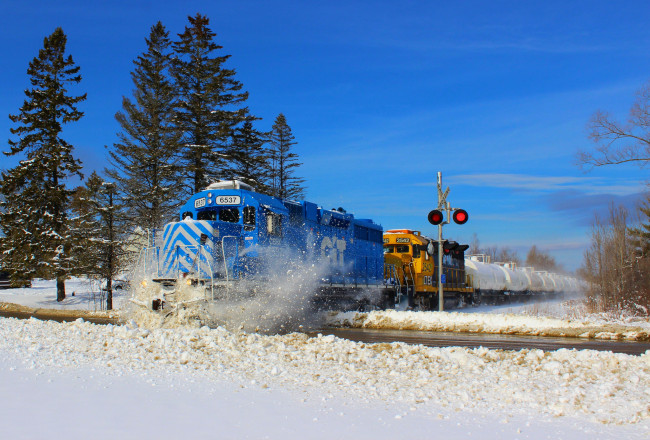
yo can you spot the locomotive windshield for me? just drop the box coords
[383,244,410,254]
[395,245,410,254]
[196,208,240,223]
[197,210,217,221]
[219,208,239,223]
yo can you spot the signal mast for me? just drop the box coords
[427,172,468,311]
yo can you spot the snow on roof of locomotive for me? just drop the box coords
[204,180,254,191]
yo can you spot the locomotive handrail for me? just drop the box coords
[400,262,415,305]
[205,246,215,301]
[221,236,238,287]
[197,245,214,301]
[383,263,403,305]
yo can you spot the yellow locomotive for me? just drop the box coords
[383,229,473,310]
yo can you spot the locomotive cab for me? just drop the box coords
[383,229,473,310]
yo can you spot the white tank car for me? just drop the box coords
[535,271,556,293]
[494,262,529,293]
[464,256,509,292]
[564,275,583,294]
[550,273,566,292]
[520,267,544,293]
[464,254,584,302]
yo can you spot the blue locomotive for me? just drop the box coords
[150,180,385,308]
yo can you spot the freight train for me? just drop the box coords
[383,229,582,310]
[133,180,581,312]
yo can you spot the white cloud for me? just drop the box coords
[429,173,645,196]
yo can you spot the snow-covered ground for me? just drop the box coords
[1,279,649,438]
[0,277,130,312]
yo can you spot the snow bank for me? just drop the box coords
[329,310,650,341]
[3,280,650,342]
[1,317,648,425]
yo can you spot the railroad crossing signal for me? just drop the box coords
[427,209,444,225]
[429,172,469,312]
[428,207,468,226]
[452,209,468,225]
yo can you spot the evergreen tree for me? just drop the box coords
[629,193,650,257]
[222,117,272,194]
[0,28,86,301]
[269,113,306,200]
[71,172,126,310]
[172,13,249,194]
[107,22,182,234]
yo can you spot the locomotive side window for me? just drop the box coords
[266,213,282,236]
[355,226,369,241]
[197,210,217,221]
[383,245,395,254]
[219,208,240,223]
[368,229,382,243]
[243,206,256,229]
[356,226,382,243]
[182,211,193,220]
[395,245,409,253]
[285,202,303,226]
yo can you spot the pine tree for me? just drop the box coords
[629,194,650,257]
[269,113,306,200]
[107,22,182,234]
[71,172,126,310]
[222,117,272,194]
[172,13,249,194]
[0,28,86,301]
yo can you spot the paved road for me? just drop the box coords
[314,328,650,355]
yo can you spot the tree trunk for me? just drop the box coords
[106,278,113,311]
[56,276,66,302]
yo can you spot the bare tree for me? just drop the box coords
[482,245,498,263]
[525,245,560,272]
[496,247,521,265]
[581,204,649,314]
[475,244,520,264]
[577,81,650,169]
[576,80,650,314]
[468,233,480,255]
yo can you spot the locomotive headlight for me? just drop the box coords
[186,279,192,286]
[141,280,147,288]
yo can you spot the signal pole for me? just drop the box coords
[436,172,448,311]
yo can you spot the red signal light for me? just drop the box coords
[427,209,444,225]
[452,209,468,225]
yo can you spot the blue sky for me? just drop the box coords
[1,0,649,271]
